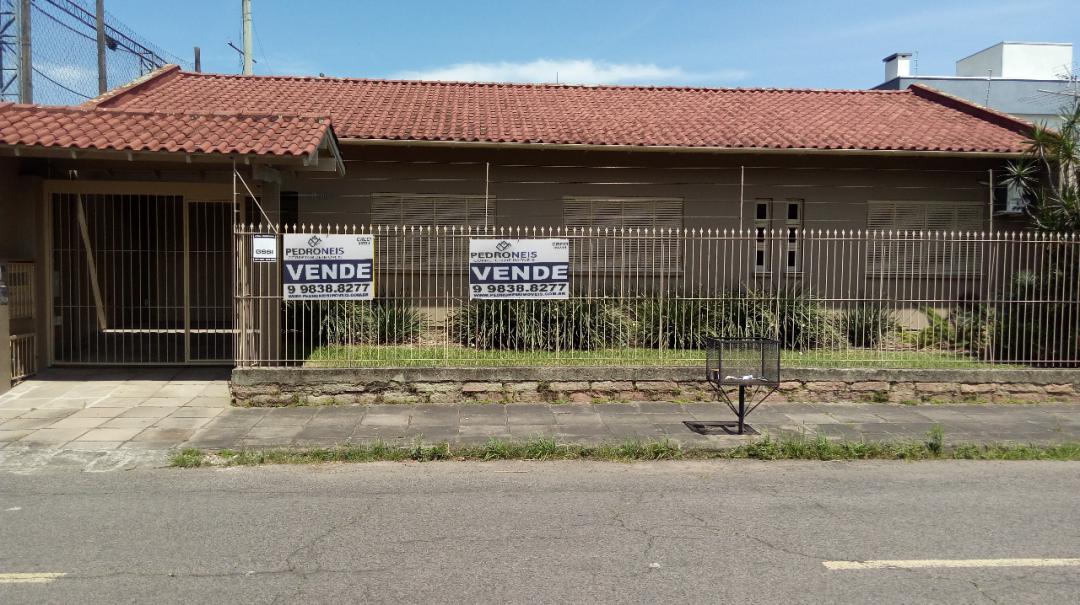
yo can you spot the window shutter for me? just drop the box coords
[371,194,494,271]
[563,197,683,273]
[866,202,984,277]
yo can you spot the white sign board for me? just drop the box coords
[468,238,570,300]
[283,234,375,300]
[252,234,278,263]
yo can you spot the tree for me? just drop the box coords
[1006,101,1080,232]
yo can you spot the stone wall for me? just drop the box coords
[231,367,1080,406]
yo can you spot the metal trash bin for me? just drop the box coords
[694,337,780,435]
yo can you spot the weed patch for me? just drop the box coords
[172,434,1080,468]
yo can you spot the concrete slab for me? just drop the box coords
[101,417,159,429]
[253,408,318,426]
[360,413,410,427]
[168,407,224,418]
[245,425,304,440]
[138,397,195,408]
[15,408,78,419]
[185,396,231,408]
[508,424,560,437]
[119,406,179,419]
[62,440,124,451]
[1,417,61,430]
[295,426,355,442]
[69,407,128,418]
[48,416,112,429]
[459,407,507,425]
[152,416,213,430]
[131,428,196,443]
[0,429,32,442]
[76,427,145,442]
[21,428,90,445]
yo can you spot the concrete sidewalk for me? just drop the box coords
[2,371,1079,458]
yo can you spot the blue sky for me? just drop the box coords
[109,0,1078,88]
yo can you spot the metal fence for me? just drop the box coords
[4,260,36,382]
[10,332,35,382]
[4,260,34,320]
[235,225,1080,370]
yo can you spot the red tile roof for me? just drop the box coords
[88,65,1032,154]
[0,102,334,157]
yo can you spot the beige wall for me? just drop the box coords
[284,145,1014,233]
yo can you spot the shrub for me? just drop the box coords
[842,303,900,348]
[321,301,425,345]
[991,270,1080,367]
[449,299,631,351]
[910,304,995,358]
[632,288,838,351]
[764,288,840,350]
[633,298,741,350]
[283,301,327,362]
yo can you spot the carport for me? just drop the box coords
[0,102,343,370]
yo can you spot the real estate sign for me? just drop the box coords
[282,234,375,300]
[252,234,278,263]
[468,238,570,300]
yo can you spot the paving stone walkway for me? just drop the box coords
[0,368,230,452]
[2,371,1079,460]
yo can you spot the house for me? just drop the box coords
[874,42,1076,129]
[0,66,1039,371]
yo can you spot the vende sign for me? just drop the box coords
[469,239,570,300]
[283,234,375,300]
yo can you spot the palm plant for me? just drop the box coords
[1005,101,1080,232]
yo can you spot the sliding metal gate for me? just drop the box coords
[51,193,234,365]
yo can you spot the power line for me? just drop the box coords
[32,65,89,98]
[0,0,186,104]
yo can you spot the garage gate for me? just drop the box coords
[51,193,234,365]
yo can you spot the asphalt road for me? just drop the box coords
[2,461,1079,604]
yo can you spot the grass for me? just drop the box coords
[170,433,1080,468]
[306,345,1009,369]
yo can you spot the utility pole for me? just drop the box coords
[96,0,106,94]
[241,0,252,75]
[18,0,30,103]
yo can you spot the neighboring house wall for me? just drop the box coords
[874,77,1073,127]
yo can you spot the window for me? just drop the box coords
[784,200,803,275]
[754,200,770,274]
[993,182,1028,214]
[751,199,803,276]
[563,197,683,273]
[866,201,984,276]
[371,194,495,270]
[371,193,494,227]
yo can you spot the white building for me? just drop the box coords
[875,42,1077,126]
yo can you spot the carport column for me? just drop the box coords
[0,265,10,394]
[252,175,283,366]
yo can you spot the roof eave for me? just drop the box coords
[0,144,329,166]
[337,137,1027,159]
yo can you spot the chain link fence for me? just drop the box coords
[0,0,187,105]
